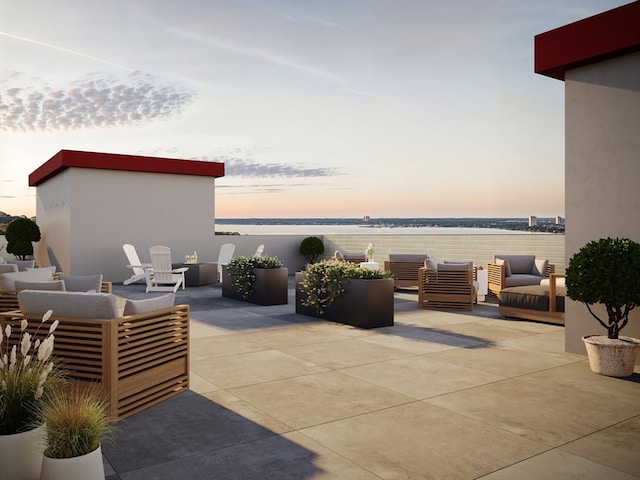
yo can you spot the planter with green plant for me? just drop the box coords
[566,237,640,377]
[5,218,41,261]
[296,259,394,328]
[38,383,113,480]
[222,255,288,305]
[299,236,325,264]
[0,310,60,480]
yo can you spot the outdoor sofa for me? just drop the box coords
[487,254,554,296]
[0,289,190,422]
[498,274,565,325]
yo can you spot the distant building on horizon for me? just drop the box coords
[528,216,538,227]
[555,216,564,225]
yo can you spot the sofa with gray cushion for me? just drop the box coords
[487,254,554,296]
[384,253,429,289]
[0,290,189,422]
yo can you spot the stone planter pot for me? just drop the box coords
[222,267,289,306]
[0,424,45,480]
[40,444,104,480]
[582,335,640,378]
[295,272,394,328]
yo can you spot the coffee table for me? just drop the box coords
[172,262,218,287]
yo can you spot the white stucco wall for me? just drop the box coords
[35,167,219,282]
[564,51,640,358]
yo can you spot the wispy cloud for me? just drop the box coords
[200,154,338,178]
[0,72,195,132]
[166,27,345,85]
[0,31,135,71]
[278,14,345,30]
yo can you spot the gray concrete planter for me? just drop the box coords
[295,272,394,328]
[222,267,289,305]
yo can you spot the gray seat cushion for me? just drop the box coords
[504,274,547,288]
[499,285,565,312]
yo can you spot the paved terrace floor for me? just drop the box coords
[104,280,640,480]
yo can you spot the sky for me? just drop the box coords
[0,0,630,219]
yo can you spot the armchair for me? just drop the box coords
[487,254,554,296]
[384,254,429,289]
[418,263,477,310]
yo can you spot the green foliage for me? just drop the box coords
[5,217,41,260]
[299,236,325,263]
[38,384,113,458]
[227,255,284,299]
[566,237,640,339]
[300,259,391,314]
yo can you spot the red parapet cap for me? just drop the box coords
[534,1,640,81]
[29,150,225,186]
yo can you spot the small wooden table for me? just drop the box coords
[172,262,218,287]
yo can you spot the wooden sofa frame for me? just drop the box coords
[498,274,565,325]
[418,267,477,310]
[0,281,112,312]
[0,303,190,422]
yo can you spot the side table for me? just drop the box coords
[172,262,218,287]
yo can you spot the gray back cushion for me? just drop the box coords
[8,260,36,271]
[18,290,119,319]
[123,293,175,315]
[59,274,103,292]
[388,254,429,262]
[0,267,56,290]
[14,280,66,292]
[437,263,471,271]
[0,264,19,274]
[495,255,535,275]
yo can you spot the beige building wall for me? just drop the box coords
[564,52,640,357]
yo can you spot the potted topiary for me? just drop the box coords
[299,236,325,264]
[5,218,41,261]
[295,259,394,328]
[566,237,640,377]
[38,384,113,480]
[222,255,288,306]
[0,310,60,480]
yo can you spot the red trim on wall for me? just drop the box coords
[534,1,640,81]
[29,150,225,186]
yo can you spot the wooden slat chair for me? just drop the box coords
[0,290,189,422]
[418,265,477,310]
[487,254,555,296]
[384,254,429,289]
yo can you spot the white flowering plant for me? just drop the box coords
[364,243,375,261]
[300,259,391,314]
[227,255,284,299]
[0,310,60,435]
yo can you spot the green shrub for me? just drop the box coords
[566,237,640,339]
[299,236,324,264]
[227,255,284,299]
[5,217,41,260]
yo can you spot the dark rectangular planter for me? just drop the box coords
[295,272,394,328]
[222,267,289,305]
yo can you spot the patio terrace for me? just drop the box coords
[102,279,640,480]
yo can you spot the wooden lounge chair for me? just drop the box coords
[418,264,477,310]
[384,254,429,289]
[498,273,565,325]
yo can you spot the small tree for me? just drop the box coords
[566,237,640,339]
[299,236,324,264]
[5,217,41,260]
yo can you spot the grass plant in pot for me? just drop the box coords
[566,237,640,377]
[38,383,113,480]
[0,310,60,480]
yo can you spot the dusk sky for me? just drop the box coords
[0,0,628,219]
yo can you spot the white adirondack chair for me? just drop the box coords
[254,244,265,257]
[146,245,188,293]
[123,243,152,285]
[216,243,235,282]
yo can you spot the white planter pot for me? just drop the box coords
[40,444,105,480]
[0,424,45,480]
[582,335,640,378]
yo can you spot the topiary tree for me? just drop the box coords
[5,217,41,260]
[566,237,640,339]
[299,236,324,264]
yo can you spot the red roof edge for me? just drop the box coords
[29,150,225,186]
[534,1,640,81]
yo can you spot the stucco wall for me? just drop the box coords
[565,52,640,357]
